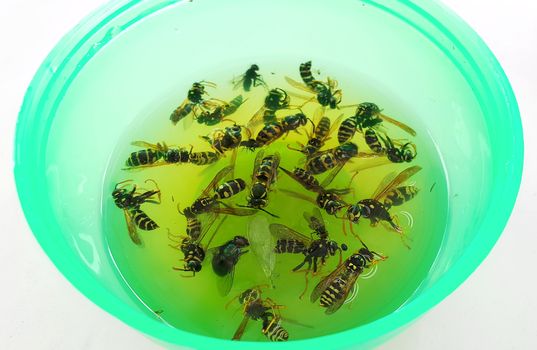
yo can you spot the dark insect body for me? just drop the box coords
[241,113,308,150]
[170,81,217,125]
[233,64,267,92]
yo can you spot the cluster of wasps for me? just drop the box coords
[112,61,421,341]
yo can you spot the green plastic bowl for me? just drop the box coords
[14,0,523,348]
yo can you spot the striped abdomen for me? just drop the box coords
[320,276,348,308]
[126,149,163,167]
[299,61,315,89]
[306,152,336,175]
[315,117,331,139]
[170,102,193,124]
[186,216,202,240]
[256,123,284,146]
[189,151,220,165]
[275,239,307,254]
[383,186,419,209]
[130,208,158,230]
[214,179,247,199]
[262,317,289,342]
[182,242,205,264]
[256,156,278,183]
[293,168,320,191]
[338,116,358,144]
[263,109,277,125]
[365,128,384,153]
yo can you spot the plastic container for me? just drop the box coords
[14,0,523,349]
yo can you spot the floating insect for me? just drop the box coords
[345,165,422,245]
[210,235,250,296]
[247,88,291,129]
[288,112,343,157]
[239,151,280,217]
[202,124,250,155]
[240,113,308,150]
[112,179,160,245]
[170,81,219,125]
[230,287,288,342]
[233,64,268,92]
[310,244,386,314]
[196,95,246,126]
[270,209,347,298]
[125,141,190,168]
[188,148,221,166]
[337,102,417,144]
[305,141,358,176]
[248,216,276,286]
[379,134,417,163]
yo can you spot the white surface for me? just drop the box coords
[0,0,535,349]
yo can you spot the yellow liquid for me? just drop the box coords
[102,64,448,341]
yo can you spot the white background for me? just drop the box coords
[0,1,535,349]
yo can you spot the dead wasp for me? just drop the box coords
[288,111,343,157]
[112,179,160,245]
[232,64,268,92]
[305,141,358,176]
[345,165,422,247]
[196,95,246,126]
[240,113,308,150]
[246,88,291,129]
[337,102,417,144]
[170,81,220,125]
[270,208,348,298]
[362,129,417,163]
[229,287,289,342]
[311,243,387,314]
[202,124,250,155]
[125,141,190,168]
[238,150,280,217]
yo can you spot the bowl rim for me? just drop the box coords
[14,0,523,348]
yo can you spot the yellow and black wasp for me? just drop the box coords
[337,102,417,144]
[196,95,246,126]
[288,110,343,157]
[270,208,348,298]
[310,244,387,314]
[246,88,291,130]
[285,61,343,110]
[170,81,220,125]
[305,141,358,177]
[240,113,308,150]
[344,165,422,246]
[125,141,190,168]
[361,128,417,163]
[202,124,250,155]
[239,150,280,217]
[230,287,289,342]
[112,179,160,245]
[232,64,268,92]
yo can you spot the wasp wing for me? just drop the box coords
[284,76,315,94]
[248,216,275,283]
[325,271,361,315]
[310,261,349,303]
[123,209,141,245]
[269,223,312,245]
[217,264,235,297]
[200,165,233,198]
[265,152,281,185]
[279,167,321,193]
[305,208,326,233]
[246,106,266,131]
[232,314,251,340]
[130,140,165,151]
[279,189,317,205]
[211,207,258,216]
[380,113,417,136]
[251,149,265,183]
[373,165,422,201]
[320,162,346,189]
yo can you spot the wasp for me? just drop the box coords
[169,214,227,276]
[380,133,417,163]
[239,151,280,217]
[247,88,291,130]
[230,287,289,342]
[305,141,358,176]
[196,95,246,126]
[232,64,268,92]
[288,112,343,157]
[310,244,386,314]
[125,141,190,168]
[240,113,308,150]
[270,208,348,298]
[345,166,422,246]
[183,166,255,216]
[337,102,417,144]
[170,81,219,125]
[112,179,160,245]
[286,61,343,110]
[202,124,250,155]
[209,236,250,296]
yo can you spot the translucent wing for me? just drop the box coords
[130,141,166,151]
[196,212,218,244]
[269,223,312,245]
[305,208,325,233]
[211,207,258,216]
[349,158,390,173]
[278,167,322,193]
[371,171,397,200]
[251,150,265,183]
[284,76,315,94]
[248,216,276,282]
[217,264,235,296]
[325,272,361,315]
[200,166,233,197]
[313,106,325,125]
[310,261,349,303]
[373,165,422,201]
[325,114,344,141]
[265,152,281,185]
[279,189,317,205]
[380,113,417,136]
[320,162,346,189]
[123,209,141,245]
[246,106,266,130]
[232,314,251,340]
